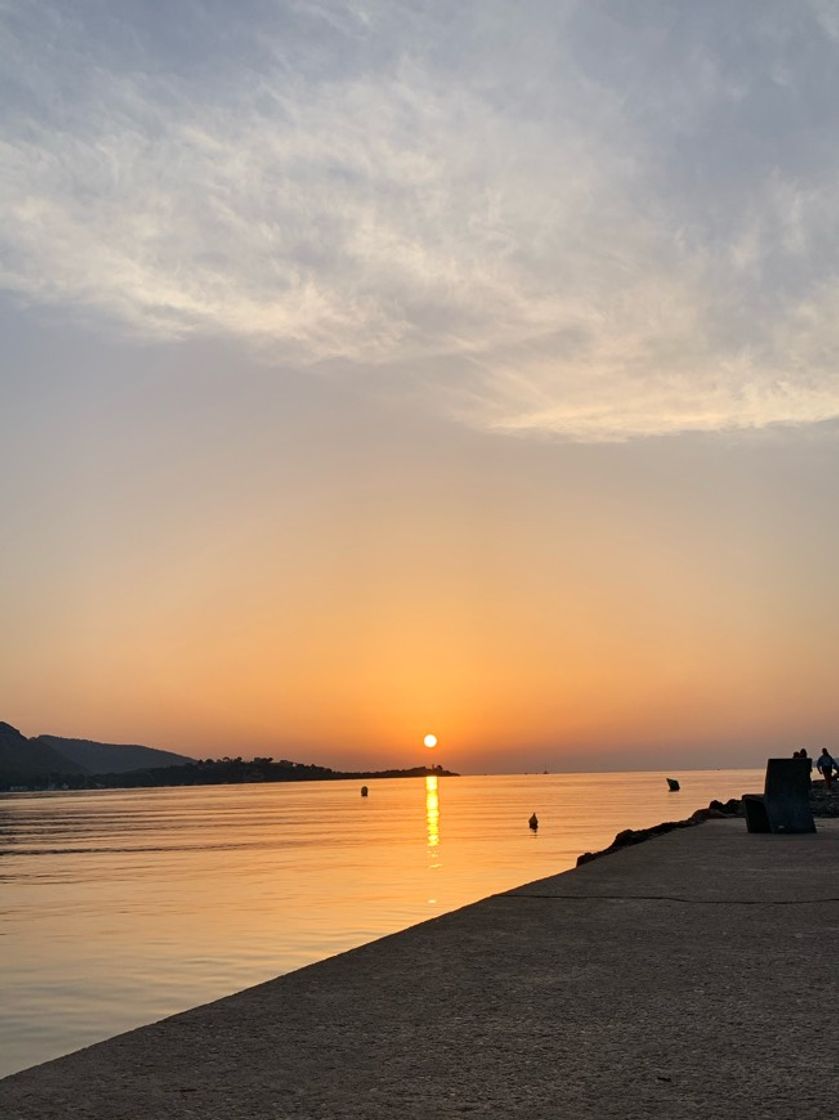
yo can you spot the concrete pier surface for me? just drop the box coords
[3,819,838,1119]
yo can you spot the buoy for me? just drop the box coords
[361,785,368,797]
[666,778,680,792]
[528,812,539,831]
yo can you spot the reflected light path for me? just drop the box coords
[425,774,440,852]
[425,775,441,901]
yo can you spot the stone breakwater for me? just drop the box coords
[4,819,837,1119]
[576,797,742,867]
[809,781,839,816]
[576,779,839,867]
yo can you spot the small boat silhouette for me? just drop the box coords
[666,778,680,792]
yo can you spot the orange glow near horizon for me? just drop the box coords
[3,403,839,775]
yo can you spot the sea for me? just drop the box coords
[0,768,761,1079]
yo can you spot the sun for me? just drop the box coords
[423,734,438,749]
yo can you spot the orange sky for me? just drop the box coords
[3,341,838,772]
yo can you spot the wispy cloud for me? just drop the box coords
[3,0,839,439]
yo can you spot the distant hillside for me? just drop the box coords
[0,722,87,785]
[1,724,457,791]
[77,758,458,789]
[35,735,194,775]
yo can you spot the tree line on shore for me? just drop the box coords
[3,755,456,791]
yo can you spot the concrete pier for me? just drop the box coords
[2,819,838,1119]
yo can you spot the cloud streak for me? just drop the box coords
[3,0,839,439]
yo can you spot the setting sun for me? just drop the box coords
[423,734,438,749]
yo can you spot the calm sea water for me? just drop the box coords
[0,769,760,1078]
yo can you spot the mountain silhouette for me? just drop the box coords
[0,722,86,785]
[35,735,192,775]
[1,723,457,790]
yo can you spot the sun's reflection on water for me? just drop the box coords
[425,775,440,849]
[425,775,441,897]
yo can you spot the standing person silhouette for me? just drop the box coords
[801,748,813,788]
[816,748,836,790]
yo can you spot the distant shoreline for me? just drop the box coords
[1,762,458,793]
[0,720,460,790]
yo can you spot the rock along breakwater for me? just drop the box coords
[577,780,839,867]
[576,796,743,866]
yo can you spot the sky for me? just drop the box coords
[3,0,839,772]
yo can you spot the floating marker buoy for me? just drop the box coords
[361,785,369,797]
[529,812,539,831]
[666,778,680,792]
